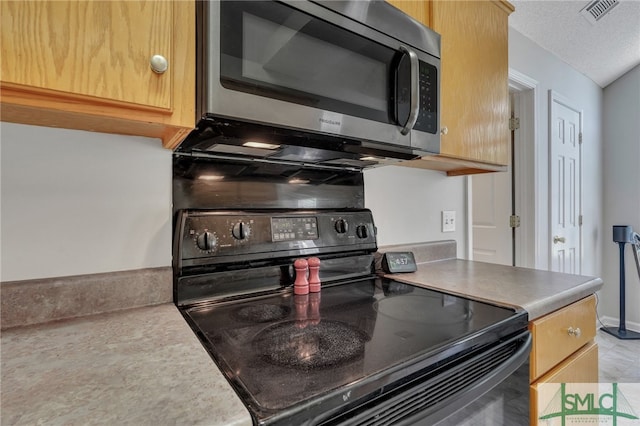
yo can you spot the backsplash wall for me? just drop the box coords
[364,165,467,257]
[1,123,465,282]
[0,123,173,282]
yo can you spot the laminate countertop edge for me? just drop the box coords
[384,258,604,320]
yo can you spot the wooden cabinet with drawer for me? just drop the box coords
[528,295,598,425]
[529,295,597,381]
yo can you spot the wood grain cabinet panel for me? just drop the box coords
[533,341,599,385]
[387,0,514,175]
[529,295,597,382]
[432,0,511,165]
[386,0,431,27]
[0,1,195,148]
[528,295,599,426]
[530,341,599,426]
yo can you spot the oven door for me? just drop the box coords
[201,0,440,155]
[319,329,531,426]
[433,353,530,426]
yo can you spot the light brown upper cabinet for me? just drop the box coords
[385,1,432,28]
[1,1,195,148]
[387,0,514,175]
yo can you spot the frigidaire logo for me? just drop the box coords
[539,383,639,425]
[319,118,341,126]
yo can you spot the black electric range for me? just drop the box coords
[173,208,530,426]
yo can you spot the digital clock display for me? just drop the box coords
[382,251,417,273]
[271,217,318,241]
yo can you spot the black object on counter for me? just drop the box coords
[381,251,418,273]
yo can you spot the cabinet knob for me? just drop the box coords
[567,326,581,337]
[440,126,449,135]
[150,54,168,74]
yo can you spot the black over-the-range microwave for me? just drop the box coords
[178,0,441,163]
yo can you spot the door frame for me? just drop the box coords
[548,90,584,273]
[466,69,538,267]
[510,69,539,269]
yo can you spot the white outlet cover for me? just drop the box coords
[442,211,456,232]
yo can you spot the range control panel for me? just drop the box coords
[176,210,377,266]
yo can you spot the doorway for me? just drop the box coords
[549,91,583,274]
[470,69,537,268]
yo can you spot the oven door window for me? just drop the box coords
[220,1,396,124]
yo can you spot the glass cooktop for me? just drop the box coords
[182,278,526,424]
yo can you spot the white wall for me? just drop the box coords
[0,123,173,282]
[602,65,640,328]
[508,28,604,278]
[364,166,467,258]
[1,122,467,282]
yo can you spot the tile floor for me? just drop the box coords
[596,328,640,383]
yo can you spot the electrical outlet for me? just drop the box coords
[442,211,456,232]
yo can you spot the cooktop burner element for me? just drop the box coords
[254,320,366,369]
[374,294,472,325]
[234,304,291,323]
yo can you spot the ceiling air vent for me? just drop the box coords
[580,0,619,24]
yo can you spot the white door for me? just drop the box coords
[549,91,582,274]
[472,171,512,265]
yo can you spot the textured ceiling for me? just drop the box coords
[508,0,640,88]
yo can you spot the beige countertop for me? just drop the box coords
[1,304,252,426]
[0,246,603,425]
[385,259,603,320]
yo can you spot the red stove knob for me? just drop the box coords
[293,258,309,295]
[308,257,321,292]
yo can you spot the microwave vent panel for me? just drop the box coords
[580,0,619,24]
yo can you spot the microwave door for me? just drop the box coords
[218,1,395,123]
[205,1,433,152]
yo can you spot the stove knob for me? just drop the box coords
[356,225,368,239]
[334,219,348,234]
[196,232,217,251]
[232,222,251,240]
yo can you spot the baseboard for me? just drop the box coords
[599,315,640,333]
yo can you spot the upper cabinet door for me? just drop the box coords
[2,1,172,109]
[432,0,512,166]
[0,1,195,148]
[386,0,431,28]
[386,0,513,174]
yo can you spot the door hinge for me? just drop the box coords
[510,215,521,228]
[509,117,520,131]
[579,133,583,144]
[579,215,583,226]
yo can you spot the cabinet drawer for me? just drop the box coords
[530,341,598,426]
[529,295,596,382]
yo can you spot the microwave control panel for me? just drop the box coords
[414,61,438,135]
